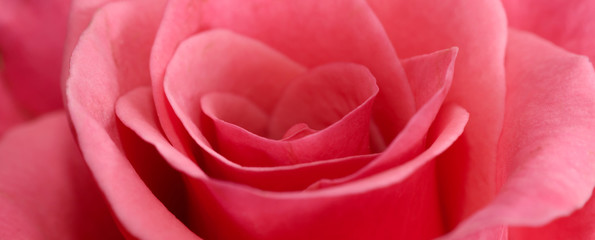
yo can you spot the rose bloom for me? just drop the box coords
[1,0,595,239]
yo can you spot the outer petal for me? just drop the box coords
[0,111,122,240]
[502,0,595,64]
[442,29,595,239]
[66,1,198,239]
[0,75,26,135]
[0,0,70,114]
[510,191,595,239]
[366,0,508,226]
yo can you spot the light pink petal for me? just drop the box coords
[202,93,270,138]
[0,0,69,114]
[65,1,198,239]
[441,29,595,239]
[502,0,595,64]
[149,0,202,155]
[203,63,377,167]
[185,104,468,239]
[269,63,377,139]
[61,0,118,93]
[0,111,122,239]
[151,0,415,151]
[311,48,457,188]
[165,29,305,120]
[367,0,508,224]
[510,190,595,239]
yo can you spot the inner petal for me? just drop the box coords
[269,63,379,140]
[201,92,270,137]
[281,123,317,140]
[201,63,379,167]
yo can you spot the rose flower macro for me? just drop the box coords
[1,0,595,239]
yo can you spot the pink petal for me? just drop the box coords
[510,190,595,239]
[0,0,69,114]
[311,48,457,188]
[202,63,378,167]
[185,104,468,239]
[117,94,468,239]
[165,29,305,122]
[441,29,595,239]
[0,75,27,135]
[61,0,119,92]
[66,1,198,239]
[115,87,206,179]
[94,75,468,239]
[367,0,508,224]
[149,0,202,155]
[502,0,595,65]
[0,112,122,239]
[202,93,270,137]
[269,63,377,139]
[154,0,413,146]
[119,89,376,192]
[281,123,317,140]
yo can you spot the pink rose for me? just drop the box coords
[1,0,595,239]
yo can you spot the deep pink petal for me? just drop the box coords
[128,85,374,191]
[66,1,198,239]
[203,63,378,167]
[441,29,595,239]
[0,75,26,135]
[502,0,595,64]
[113,80,468,239]
[117,97,468,239]
[0,0,70,114]
[115,87,206,179]
[367,0,508,223]
[0,112,122,239]
[184,104,468,239]
[312,48,457,188]
[281,123,317,140]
